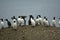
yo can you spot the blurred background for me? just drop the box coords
[0,0,60,27]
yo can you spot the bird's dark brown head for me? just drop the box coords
[0,18,3,21]
[14,21,16,23]
[5,19,8,21]
[37,15,41,18]
[38,15,41,17]
[18,16,20,18]
[53,17,55,20]
[46,18,47,20]
[44,16,46,19]
[29,15,34,19]
[11,16,16,20]
[13,16,16,19]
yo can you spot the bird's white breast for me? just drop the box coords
[52,20,56,24]
[45,20,49,25]
[17,18,21,23]
[1,21,4,26]
[31,18,35,26]
[39,18,42,21]
[35,18,39,22]
[59,21,60,25]
[43,19,46,23]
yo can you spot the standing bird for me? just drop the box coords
[17,16,24,26]
[35,16,39,25]
[38,15,43,25]
[12,21,17,31]
[30,15,36,27]
[11,16,17,24]
[11,16,18,29]
[0,18,4,29]
[52,17,56,27]
[20,16,27,25]
[11,16,17,31]
[31,18,35,26]
[5,19,11,28]
[45,18,49,27]
[17,16,21,26]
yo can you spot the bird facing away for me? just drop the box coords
[5,19,11,28]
